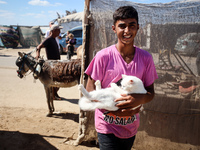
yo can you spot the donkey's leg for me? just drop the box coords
[44,85,54,117]
[53,87,61,100]
[49,87,55,113]
[52,86,55,100]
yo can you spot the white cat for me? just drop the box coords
[78,74,147,111]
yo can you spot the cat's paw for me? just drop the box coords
[95,80,101,90]
[78,84,84,90]
[95,80,100,86]
[110,83,117,87]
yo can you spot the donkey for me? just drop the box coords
[16,51,81,117]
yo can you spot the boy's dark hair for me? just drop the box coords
[113,6,139,25]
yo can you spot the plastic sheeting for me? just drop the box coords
[89,0,200,147]
[57,12,83,33]
[17,26,43,48]
[58,12,83,24]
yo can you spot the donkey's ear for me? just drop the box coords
[18,52,23,57]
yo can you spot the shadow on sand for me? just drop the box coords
[0,131,60,150]
[0,54,13,57]
[50,112,79,123]
[56,98,79,105]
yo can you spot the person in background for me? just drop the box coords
[44,21,54,37]
[36,24,63,100]
[66,33,76,60]
[65,30,70,53]
[84,6,158,150]
[65,31,70,44]
[45,21,62,53]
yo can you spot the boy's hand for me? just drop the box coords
[112,94,144,116]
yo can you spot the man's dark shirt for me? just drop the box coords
[42,36,60,60]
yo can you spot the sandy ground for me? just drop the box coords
[1,47,199,150]
[0,47,99,150]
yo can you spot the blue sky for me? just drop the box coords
[0,0,177,26]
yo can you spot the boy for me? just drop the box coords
[85,6,158,150]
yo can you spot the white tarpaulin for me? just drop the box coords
[57,12,83,33]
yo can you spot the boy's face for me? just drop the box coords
[112,18,139,45]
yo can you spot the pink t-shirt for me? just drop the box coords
[85,45,158,139]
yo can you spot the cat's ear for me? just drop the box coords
[122,74,127,79]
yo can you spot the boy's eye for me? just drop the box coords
[129,24,136,29]
[118,24,126,29]
[118,24,135,29]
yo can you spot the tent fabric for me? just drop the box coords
[57,12,83,33]
[90,0,200,55]
[89,0,200,147]
[57,12,84,33]
[17,26,42,47]
[57,12,83,24]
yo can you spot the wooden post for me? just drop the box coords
[80,0,91,86]
[65,0,97,146]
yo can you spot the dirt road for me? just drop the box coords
[0,47,99,150]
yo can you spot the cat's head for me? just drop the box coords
[121,74,146,93]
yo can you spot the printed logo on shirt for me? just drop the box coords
[103,111,137,126]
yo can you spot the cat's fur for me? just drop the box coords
[78,75,147,111]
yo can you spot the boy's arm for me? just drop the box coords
[112,83,155,116]
[86,76,96,92]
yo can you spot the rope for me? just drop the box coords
[27,47,37,55]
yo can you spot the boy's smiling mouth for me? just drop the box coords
[123,35,132,41]
[124,35,131,38]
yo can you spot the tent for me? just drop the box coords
[17,26,43,48]
[57,12,83,33]
[70,0,200,149]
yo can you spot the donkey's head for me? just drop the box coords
[16,52,37,78]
